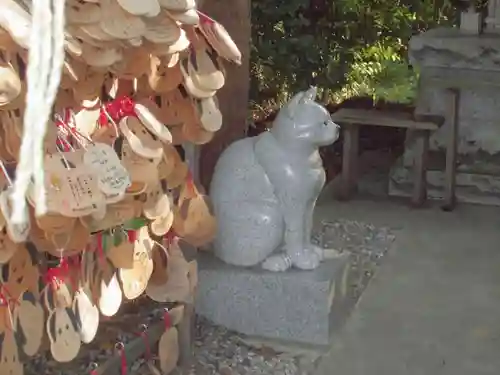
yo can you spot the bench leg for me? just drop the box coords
[411,130,429,207]
[442,89,459,212]
[340,124,359,200]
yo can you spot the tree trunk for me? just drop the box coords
[198,0,251,190]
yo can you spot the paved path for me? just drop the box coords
[314,200,500,375]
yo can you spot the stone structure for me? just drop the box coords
[209,87,340,271]
[195,252,352,345]
[389,23,500,206]
[487,0,500,32]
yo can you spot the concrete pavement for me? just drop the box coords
[314,199,500,375]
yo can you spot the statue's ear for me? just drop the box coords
[285,91,306,118]
[300,86,317,103]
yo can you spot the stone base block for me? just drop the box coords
[195,252,352,346]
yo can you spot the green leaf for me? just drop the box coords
[102,234,109,253]
[113,230,124,247]
[122,218,147,231]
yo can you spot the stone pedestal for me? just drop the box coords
[389,28,500,206]
[195,252,352,346]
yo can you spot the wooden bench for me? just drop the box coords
[330,108,454,208]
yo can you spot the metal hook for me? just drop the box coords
[88,362,98,371]
[115,341,125,351]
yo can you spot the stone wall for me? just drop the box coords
[389,28,500,205]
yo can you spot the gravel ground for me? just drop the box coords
[188,316,310,375]
[24,219,395,375]
[186,218,396,375]
[315,218,396,300]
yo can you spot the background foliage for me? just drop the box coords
[250,0,457,115]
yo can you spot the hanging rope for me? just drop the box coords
[11,0,66,224]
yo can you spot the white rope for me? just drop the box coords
[10,0,66,224]
[35,0,66,214]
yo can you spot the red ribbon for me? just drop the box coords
[99,96,136,127]
[44,266,64,290]
[44,256,81,291]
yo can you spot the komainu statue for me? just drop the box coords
[210,87,340,271]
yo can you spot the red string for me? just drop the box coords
[0,166,9,181]
[89,363,98,375]
[59,257,70,272]
[164,310,172,330]
[99,96,136,126]
[0,285,19,331]
[118,346,127,375]
[55,108,72,129]
[0,291,7,306]
[66,256,81,291]
[186,172,196,196]
[96,233,106,265]
[135,328,151,360]
[0,287,10,307]
[56,138,70,152]
[0,286,18,307]
[164,229,177,246]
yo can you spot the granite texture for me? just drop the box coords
[195,252,351,345]
[209,88,340,271]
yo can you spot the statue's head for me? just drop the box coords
[272,87,340,148]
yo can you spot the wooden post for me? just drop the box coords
[94,320,165,375]
[339,124,359,200]
[198,0,251,191]
[442,88,459,212]
[411,130,429,207]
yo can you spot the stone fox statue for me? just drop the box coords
[210,87,340,272]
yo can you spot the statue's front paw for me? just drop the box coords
[291,247,322,270]
[310,244,324,261]
[262,254,292,272]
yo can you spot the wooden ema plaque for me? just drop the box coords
[0,0,239,373]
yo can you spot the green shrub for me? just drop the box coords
[250,0,455,113]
